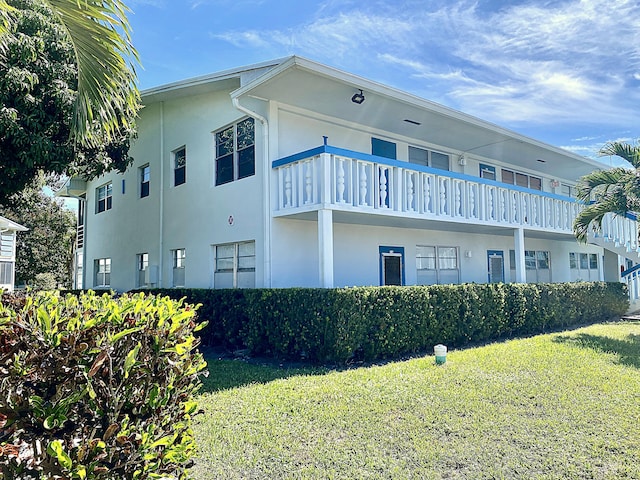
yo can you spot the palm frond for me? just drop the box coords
[575,168,632,202]
[47,0,140,147]
[573,196,629,242]
[599,141,640,169]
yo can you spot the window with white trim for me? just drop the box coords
[94,258,111,287]
[416,245,459,285]
[215,118,255,185]
[172,249,185,287]
[96,183,112,213]
[136,252,148,287]
[569,252,599,281]
[174,147,186,186]
[0,261,13,285]
[409,146,450,170]
[213,241,256,288]
[0,232,14,258]
[509,250,550,282]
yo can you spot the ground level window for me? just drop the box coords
[416,245,459,285]
[569,252,599,281]
[0,261,13,285]
[137,252,148,287]
[94,258,111,287]
[213,241,255,288]
[509,250,550,282]
[172,249,185,287]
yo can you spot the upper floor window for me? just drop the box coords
[0,232,14,258]
[140,165,150,198]
[215,118,255,186]
[372,137,397,160]
[174,147,186,186]
[94,258,111,287]
[501,168,542,191]
[561,184,575,197]
[480,164,496,181]
[409,146,450,171]
[96,182,112,213]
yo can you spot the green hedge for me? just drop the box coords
[133,282,628,364]
[0,290,207,480]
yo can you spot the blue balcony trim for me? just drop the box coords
[273,144,580,203]
[621,263,640,278]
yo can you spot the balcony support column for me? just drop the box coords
[514,227,526,283]
[318,209,334,288]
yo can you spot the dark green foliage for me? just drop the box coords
[0,290,207,479]
[0,0,134,203]
[135,282,628,365]
[0,175,76,287]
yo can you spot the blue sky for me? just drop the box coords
[127,0,640,166]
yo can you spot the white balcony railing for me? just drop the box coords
[273,145,587,234]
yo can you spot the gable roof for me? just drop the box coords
[0,215,28,232]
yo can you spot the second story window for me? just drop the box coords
[174,147,186,186]
[96,182,112,213]
[501,168,542,191]
[215,117,255,186]
[408,146,450,171]
[140,165,150,198]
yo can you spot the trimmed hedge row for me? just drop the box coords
[135,282,627,364]
[0,291,207,480]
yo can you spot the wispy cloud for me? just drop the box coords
[211,0,640,147]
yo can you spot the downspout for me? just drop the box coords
[158,102,165,287]
[232,96,271,287]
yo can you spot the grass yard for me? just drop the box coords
[191,321,640,479]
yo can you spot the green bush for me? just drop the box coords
[136,282,628,365]
[0,290,207,480]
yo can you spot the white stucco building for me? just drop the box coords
[60,56,639,293]
[0,215,27,292]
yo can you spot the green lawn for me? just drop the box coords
[191,321,640,479]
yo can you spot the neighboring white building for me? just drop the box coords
[0,215,28,292]
[60,56,638,293]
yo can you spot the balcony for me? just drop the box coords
[273,145,585,235]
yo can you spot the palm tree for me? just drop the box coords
[573,141,640,242]
[0,0,139,147]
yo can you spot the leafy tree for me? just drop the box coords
[0,0,139,145]
[0,174,76,288]
[573,141,640,242]
[0,0,138,202]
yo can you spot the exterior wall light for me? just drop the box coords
[351,89,365,104]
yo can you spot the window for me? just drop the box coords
[569,252,599,281]
[214,241,256,288]
[137,253,148,287]
[509,250,550,282]
[408,146,450,170]
[215,118,255,186]
[416,245,459,285]
[140,165,150,198]
[96,183,112,213]
[94,258,111,287]
[174,147,186,186]
[501,168,542,191]
[480,164,496,181]
[561,184,575,197]
[172,249,185,287]
[0,261,13,285]
[0,232,14,258]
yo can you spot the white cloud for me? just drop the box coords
[212,0,640,138]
